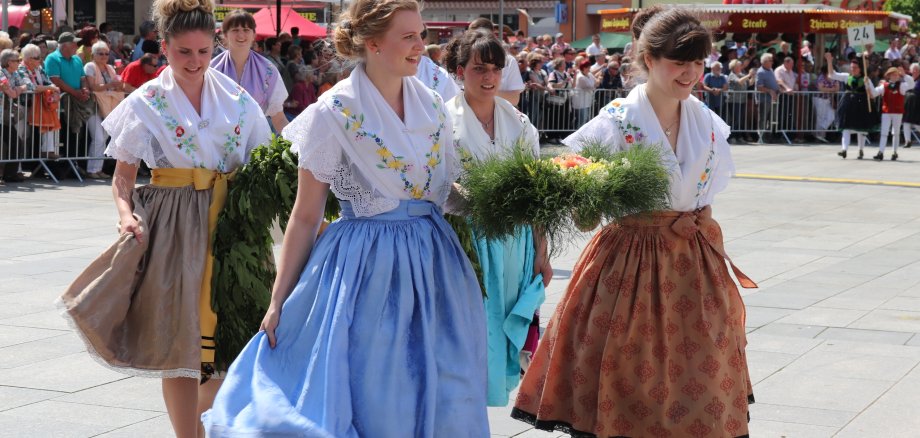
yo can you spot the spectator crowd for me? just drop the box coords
[2,18,920,185]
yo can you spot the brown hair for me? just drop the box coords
[152,0,216,41]
[332,0,419,60]
[468,17,494,32]
[443,29,505,75]
[221,9,256,34]
[634,8,711,75]
[527,51,544,69]
[630,4,665,41]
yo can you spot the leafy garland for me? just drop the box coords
[210,135,299,370]
[458,139,670,255]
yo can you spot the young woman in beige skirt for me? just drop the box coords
[58,0,271,436]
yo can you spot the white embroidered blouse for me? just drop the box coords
[103,67,272,172]
[282,63,460,217]
[563,84,735,211]
[447,93,540,164]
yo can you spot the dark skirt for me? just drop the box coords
[904,90,920,125]
[836,92,879,131]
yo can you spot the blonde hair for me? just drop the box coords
[332,0,419,60]
[152,0,215,40]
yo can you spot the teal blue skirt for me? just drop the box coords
[474,226,546,406]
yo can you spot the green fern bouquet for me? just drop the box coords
[458,139,670,247]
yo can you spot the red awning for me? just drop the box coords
[5,4,30,29]
[252,6,327,39]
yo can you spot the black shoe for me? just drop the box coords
[858,150,864,160]
[904,142,911,148]
[873,152,883,161]
[838,150,847,159]
[4,173,25,183]
[892,153,898,161]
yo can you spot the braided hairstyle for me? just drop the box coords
[332,0,419,60]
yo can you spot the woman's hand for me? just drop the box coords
[824,52,834,63]
[118,214,143,244]
[260,304,282,348]
[534,252,552,288]
[533,231,552,287]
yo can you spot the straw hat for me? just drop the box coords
[885,67,900,80]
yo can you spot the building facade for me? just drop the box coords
[419,0,559,38]
[561,0,896,44]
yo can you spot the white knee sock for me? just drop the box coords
[842,130,851,151]
[891,114,903,153]
[879,115,892,154]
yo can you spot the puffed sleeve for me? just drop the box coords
[282,99,401,216]
[281,100,343,181]
[102,96,156,166]
[562,106,623,153]
[266,76,288,117]
[708,108,736,197]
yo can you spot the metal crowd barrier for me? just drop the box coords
[521,87,920,145]
[0,90,108,183]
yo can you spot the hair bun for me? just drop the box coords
[155,0,213,17]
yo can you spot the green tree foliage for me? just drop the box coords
[884,0,920,33]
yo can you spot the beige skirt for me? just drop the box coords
[59,184,212,379]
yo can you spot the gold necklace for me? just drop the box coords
[664,118,679,137]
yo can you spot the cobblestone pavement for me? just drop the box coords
[2,143,920,437]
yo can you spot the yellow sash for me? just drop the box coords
[151,168,235,363]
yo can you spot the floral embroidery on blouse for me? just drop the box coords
[430,67,440,91]
[605,100,647,145]
[694,104,717,207]
[263,66,274,96]
[217,85,250,172]
[331,92,446,199]
[606,98,718,208]
[453,139,475,170]
[144,86,202,167]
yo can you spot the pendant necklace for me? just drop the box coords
[477,112,494,130]
[664,118,679,137]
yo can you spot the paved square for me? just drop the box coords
[2,143,920,437]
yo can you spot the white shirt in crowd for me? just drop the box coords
[885,47,902,60]
[774,64,798,92]
[586,42,604,57]
[572,71,596,110]
[500,54,525,93]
